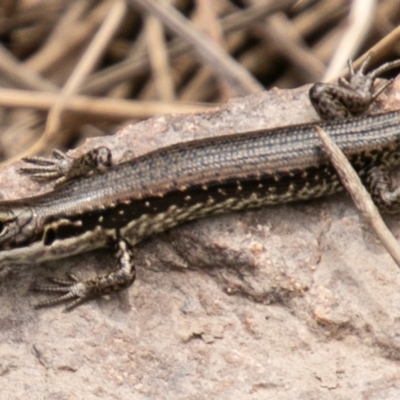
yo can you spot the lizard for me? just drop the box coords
[0,53,399,310]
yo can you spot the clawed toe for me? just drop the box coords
[32,275,93,311]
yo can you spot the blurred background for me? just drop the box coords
[0,0,398,164]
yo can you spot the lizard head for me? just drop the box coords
[0,204,36,249]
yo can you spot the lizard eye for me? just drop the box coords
[0,209,18,239]
[0,220,13,240]
[0,221,7,237]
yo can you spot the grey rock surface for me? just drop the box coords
[1,79,400,399]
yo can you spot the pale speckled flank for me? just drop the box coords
[120,175,343,247]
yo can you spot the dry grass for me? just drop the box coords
[0,0,399,165]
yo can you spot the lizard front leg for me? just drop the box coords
[21,146,112,186]
[33,238,136,311]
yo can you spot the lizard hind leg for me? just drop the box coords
[364,166,400,214]
[309,53,400,120]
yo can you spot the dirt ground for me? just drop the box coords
[1,79,400,399]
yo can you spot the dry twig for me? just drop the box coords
[315,125,400,268]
